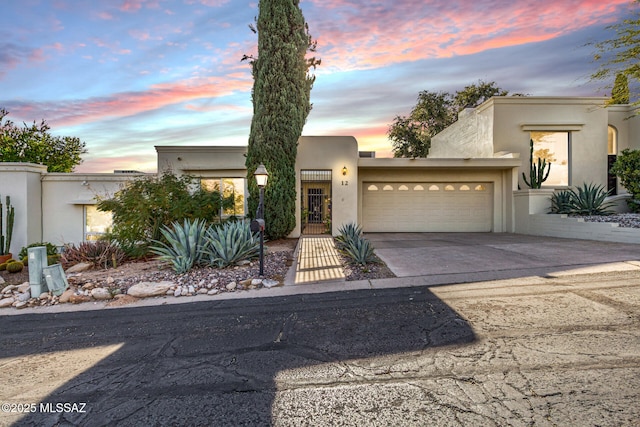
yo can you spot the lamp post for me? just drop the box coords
[253,164,269,276]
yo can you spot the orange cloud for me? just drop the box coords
[17,75,253,128]
[308,0,632,71]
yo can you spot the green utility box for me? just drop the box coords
[28,246,48,296]
[43,264,69,296]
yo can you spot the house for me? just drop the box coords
[1,96,638,255]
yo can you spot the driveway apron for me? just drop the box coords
[367,232,640,282]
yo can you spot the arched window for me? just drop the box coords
[608,125,617,155]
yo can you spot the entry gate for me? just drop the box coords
[301,170,332,235]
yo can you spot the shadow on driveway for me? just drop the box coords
[1,286,475,426]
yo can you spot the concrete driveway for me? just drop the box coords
[367,232,640,284]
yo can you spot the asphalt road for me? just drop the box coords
[1,270,639,426]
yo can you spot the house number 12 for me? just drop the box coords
[341,180,349,186]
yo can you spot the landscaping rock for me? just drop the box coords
[226,281,237,291]
[207,289,219,296]
[59,289,75,303]
[17,291,31,302]
[66,262,93,273]
[91,288,112,300]
[17,283,30,293]
[127,281,173,298]
[2,284,15,294]
[262,279,279,288]
[0,297,15,308]
[69,294,91,304]
[15,301,28,309]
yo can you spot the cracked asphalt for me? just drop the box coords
[1,269,639,426]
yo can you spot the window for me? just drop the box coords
[530,131,569,186]
[200,178,246,217]
[608,125,617,155]
[84,205,112,241]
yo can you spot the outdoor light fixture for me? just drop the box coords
[254,163,269,188]
[342,166,348,176]
[253,164,269,276]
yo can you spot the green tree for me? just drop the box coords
[0,108,87,172]
[610,148,640,212]
[389,81,508,158]
[244,0,320,239]
[590,1,639,110]
[611,72,630,104]
[97,172,233,257]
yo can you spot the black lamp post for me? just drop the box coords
[253,164,269,276]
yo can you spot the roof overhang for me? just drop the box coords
[357,157,521,170]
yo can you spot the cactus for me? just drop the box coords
[522,139,551,189]
[6,260,24,273]
[0,195,15,255]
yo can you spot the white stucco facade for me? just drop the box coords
[1,96,638,254]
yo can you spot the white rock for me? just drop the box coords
[17,291,31,302]
[187,285,195,294]
[91,288,112,300]
[207,289,219,295]
[0,276,4,285]
[17,282,30,293]
[127,281,173,298]
[15,301,28,309]
[66,262,93,273]
[262,279,279,288]
[0,297,15,308]
[251,279,263,286]
[166,290,174,295]
[226,281,237,291]
[173,288,182,297]
[2,285,16,294]
[106,277,115,284]
[197,288,209,295]
[38,292,50,300]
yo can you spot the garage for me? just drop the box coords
[362,182,493,232]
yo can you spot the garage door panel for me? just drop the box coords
[362,182,492,232]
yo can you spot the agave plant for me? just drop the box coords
[201,220,260,268]
[570,183,615,216]
[150,218,208,274]
[342,235,376,265]
[335,222,363,249]
[550,190,574,214]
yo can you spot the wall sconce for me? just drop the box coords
[342,166,348,176]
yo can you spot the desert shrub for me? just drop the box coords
[201,220,260,268]
[550,183,615,216]
[97,172,234,258]
[550,190,574,214]
[335,222,363,250]
[6,261,24,273]
[150,218,208,274]
[18,242,58,259]
[336,222,377,265]
[61,241,128,269]
[610,149,640,212]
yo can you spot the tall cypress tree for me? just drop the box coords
[245,0,319,239]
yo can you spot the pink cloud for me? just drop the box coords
[10,75,253,128]
[307,0,632,71]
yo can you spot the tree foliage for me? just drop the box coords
[96,172,234,257]
[610,148,640,212]
[0,108,87,172]
[612,72,630,104]
[589,1,639,110]
[244,0,320,239]
[388,81,508,158]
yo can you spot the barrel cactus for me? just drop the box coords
[6,260,24,273]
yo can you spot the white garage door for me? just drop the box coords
[362,182,493,232]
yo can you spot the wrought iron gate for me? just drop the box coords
[301,170,332,234]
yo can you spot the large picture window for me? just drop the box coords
[84,205,112,241]
[530,131,570,186]
[200,178,246,218]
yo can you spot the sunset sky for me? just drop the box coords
[1,0,635,173]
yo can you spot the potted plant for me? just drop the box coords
[0,195,15,264]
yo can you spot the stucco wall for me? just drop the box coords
[41,173,146,247]
[430,108,494,158]
[0,163,47,256]
[295,136,359,237]
[156,146,247,178]
[488,97,610,190]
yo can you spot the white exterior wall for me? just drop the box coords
[41,173,147,247]
[488,97,610,190]
[0,163,47,256]
[156,146,247,178]
[430,108,494,158]
[295,136,359,237]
